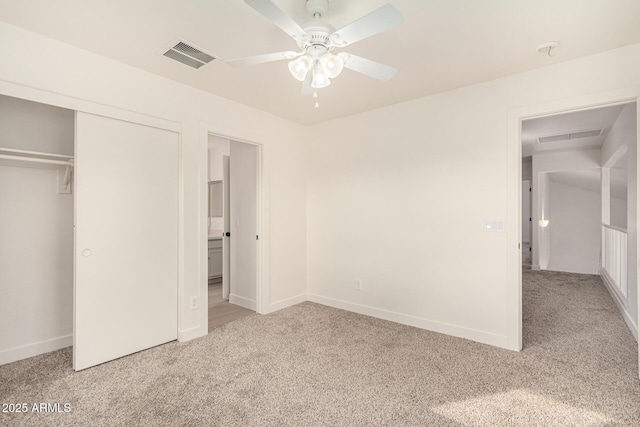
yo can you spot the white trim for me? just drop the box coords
[264,294,307,314]
[601,269,639,341]
[507,104,523,351]
[307,294,509,349]
[177,326,206,342]
[229,294,256,311]
[0,79,181,132]
[508,87,640,353]
[603,223,628,234]
[603,144,629,168]
[0,335,72,366]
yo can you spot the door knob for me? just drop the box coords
[225,232,231,237]
[81,248,92,257]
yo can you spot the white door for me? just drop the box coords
[522,180,531,243]
[74,112,178,371]
[229,141,257,310]
[222,155,230,300]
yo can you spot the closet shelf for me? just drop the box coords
[0,147,74,194]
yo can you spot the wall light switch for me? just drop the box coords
[484,218,505,232]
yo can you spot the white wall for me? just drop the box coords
[601,103,638,336]
[547,177,601,274]
[0,21,308,348]
[522,157,532,180]
[3,20,639,355]
[532,149,601,271]
[0,96,74,364]
[307,43,640,349]
[529,171,553,269]
[610,195,628,229]
[0,95,74,155]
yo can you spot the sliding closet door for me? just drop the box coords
[74,112,178,371]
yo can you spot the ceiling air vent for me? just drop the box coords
[162,40,216,69]
[537,129,602,144]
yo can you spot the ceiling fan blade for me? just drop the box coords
[301,72,314,96]
[331,4,403,47]
[245,0,307,39]
[341,54,397,81]
[226,51,299,67]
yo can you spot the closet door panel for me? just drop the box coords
[74,112,178,371]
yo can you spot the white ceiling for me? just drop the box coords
[528,102,636,200]
[1,0,640,125]
[521,104,626,157]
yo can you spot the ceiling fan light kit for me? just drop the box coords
[227,0,404,98]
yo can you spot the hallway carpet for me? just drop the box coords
[1,270,638,426]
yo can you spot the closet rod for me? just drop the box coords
[0,154,73,166]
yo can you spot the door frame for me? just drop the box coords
[521,179,531,245]
[507,87,640,360]
[222,155,230,301]
[200,122,265,334]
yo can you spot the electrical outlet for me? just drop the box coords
[355,279,362,291]
[190,296,199,310]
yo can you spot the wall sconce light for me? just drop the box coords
[539,219,549,228]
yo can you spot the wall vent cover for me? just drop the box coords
[162,40,216,69]
[537,129,602,144]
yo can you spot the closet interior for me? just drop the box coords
[0,95,74,365]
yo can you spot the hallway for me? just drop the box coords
[522,268,637,374]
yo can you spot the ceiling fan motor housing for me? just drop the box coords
[299,20,335,56]
[306,0,329,18]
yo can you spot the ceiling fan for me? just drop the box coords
[227,0,404,96]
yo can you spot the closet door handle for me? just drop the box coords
[81,248,92,257]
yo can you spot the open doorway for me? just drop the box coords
[521,104,627,274]
[517,100,638,355]
[206,135,259,330]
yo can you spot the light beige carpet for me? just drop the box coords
[1,270,638,426]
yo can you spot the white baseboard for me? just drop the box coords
[307,294,509,349]
[0,334,72,366]
[230,294,256,311]
[600,270,638,341]
[178,326,206,342]
[263,294,307,314]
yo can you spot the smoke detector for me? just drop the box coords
[536,41,559,57]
